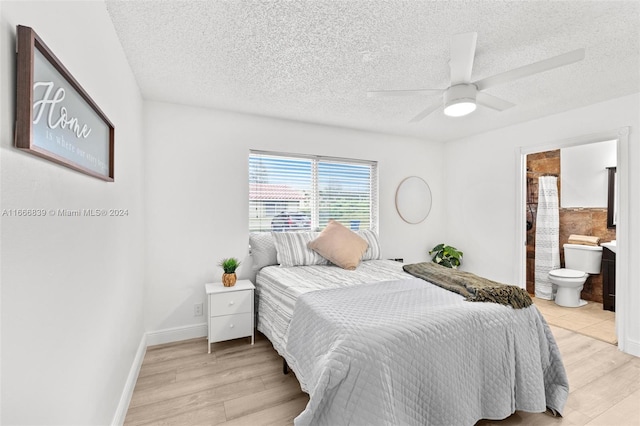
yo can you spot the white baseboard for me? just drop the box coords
[145,322,207,347]
[623,337,640,358]
[111,333,147,426]
[111,324,207,425]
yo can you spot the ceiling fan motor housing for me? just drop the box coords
[444,83,477,107]
[443,84,478,116]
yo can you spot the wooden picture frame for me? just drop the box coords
[15,25,114,181]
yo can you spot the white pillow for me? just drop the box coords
[358,229,382,261]
[249,233,278,272]
[272,232,329,267]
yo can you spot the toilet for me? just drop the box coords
[548,244,603,308]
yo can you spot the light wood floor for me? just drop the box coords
[532,297,617,345]
[124,333,308,426]
[126,327,640,426]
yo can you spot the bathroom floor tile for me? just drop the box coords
[534,305,564,317]
[579,321,617,345]
[532,298,617,346]
[560,312,607,327]
[575,305,615,320]
[550,316,603,333]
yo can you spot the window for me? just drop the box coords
[249,151,378,232]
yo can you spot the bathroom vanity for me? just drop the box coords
[602,245,616,312]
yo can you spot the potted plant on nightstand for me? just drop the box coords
[219,257,241,287]
[429,244,463,269]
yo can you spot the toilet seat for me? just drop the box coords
[549,268,587,279]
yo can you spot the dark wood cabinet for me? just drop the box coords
[526,254,535,295]
[602,247,616,312]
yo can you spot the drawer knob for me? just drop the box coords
[229,301,235,305]
[229,324,234,328]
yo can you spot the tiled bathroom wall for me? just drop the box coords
[526,150,616,303]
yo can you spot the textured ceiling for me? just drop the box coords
[105,1,640,142]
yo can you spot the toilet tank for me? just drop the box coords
[563,243,603,274]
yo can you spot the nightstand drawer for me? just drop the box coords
[209,313,253,342]
[209,290,252,317]
[205,280,255,352]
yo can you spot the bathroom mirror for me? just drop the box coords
[395,176,432,224]
[560,139,616,208]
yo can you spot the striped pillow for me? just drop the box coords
[358,229,382,261]
[272,232,329,267]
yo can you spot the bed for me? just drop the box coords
[250,229,569,426]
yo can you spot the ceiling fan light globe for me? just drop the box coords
[444,100,476,117]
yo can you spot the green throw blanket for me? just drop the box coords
[403,262,532,309]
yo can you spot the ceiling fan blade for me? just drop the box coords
[367,89,443,98]
[449,32,478,85]
[474,48,585,91]
[409,102,442,123]
[476,92,515,111]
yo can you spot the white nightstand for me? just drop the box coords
[205,280,255,353]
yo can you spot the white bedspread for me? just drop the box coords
[285,278,569,426]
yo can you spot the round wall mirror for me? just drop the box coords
[395,176,432,224]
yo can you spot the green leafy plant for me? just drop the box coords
[218,257,241,274]
[429,244,463,269]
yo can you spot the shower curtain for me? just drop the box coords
[534,176,560,300]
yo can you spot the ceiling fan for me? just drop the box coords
[367,32,585,121]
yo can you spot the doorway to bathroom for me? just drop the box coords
[519,131,626,347]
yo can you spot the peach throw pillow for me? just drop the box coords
[307,220,369,270]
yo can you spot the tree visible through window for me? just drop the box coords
[249,151,378,232]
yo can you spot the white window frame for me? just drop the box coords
[249,150,378,232]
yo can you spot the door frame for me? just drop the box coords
[515,127,629,350]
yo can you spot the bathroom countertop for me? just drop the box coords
[601,241,617,254]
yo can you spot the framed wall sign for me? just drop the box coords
[15,25,114,181]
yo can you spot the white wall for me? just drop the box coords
[2,5,637,424]
[143,101,446,341]
[444,93,640,356]
[0,2,146,424]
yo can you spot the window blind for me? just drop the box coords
[249,151,378,233]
